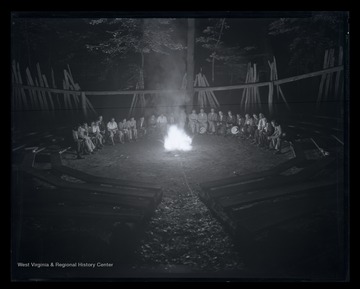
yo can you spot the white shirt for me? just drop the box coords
[157,115,167,124]
[107,121,118,130]
[258,118,266,130]
[91,125,100,133]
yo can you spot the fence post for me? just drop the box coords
[81,92,88,118]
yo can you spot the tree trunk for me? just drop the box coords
[186,18,195,114]
[141,51,144,69]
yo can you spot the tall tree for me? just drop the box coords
[87,18,184,90]
[186,18,195,113]
[196,18,257,84]
[268,12,346,74]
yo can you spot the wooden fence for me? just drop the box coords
[12,57,345,116]
[11,61,96,118]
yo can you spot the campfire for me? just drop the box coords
[164,125,192,152]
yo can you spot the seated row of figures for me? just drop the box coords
[71,116,148,159]
[183,109,283,154]
[71,109,283,158]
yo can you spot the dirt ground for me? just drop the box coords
[59,132,291,276]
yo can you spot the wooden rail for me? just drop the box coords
[13,66,344,96]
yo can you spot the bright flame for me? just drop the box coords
[164,125,192,151]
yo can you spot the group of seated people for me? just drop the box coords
[71,109,283,159]
[71,115,147,159]
[186,108,284,154]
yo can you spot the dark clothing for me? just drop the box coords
[98,121,106,133]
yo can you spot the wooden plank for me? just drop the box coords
[255,71,261,110]
[218,177,338,209]
[199,91,204,108]
[274,66,342,87]
[62,80,69,111]
[16,167,154,209]
[203,74,220,107]
[268,82,274,115]
[36,63,49,111]
[25,68,38,109]
[232,185,338,234]
[278,86,290,110]
[81,92,88,118]
[12,65,22,110]
[208,157,335,199]
[12,65,343,98]
[42,74,55,111]
[85,95,97,114]
[35,77,49,110]
[285,122,342,135]
[200,158,304,191]
[253,64,257,108]
[334,46,343,98]
[64,70,74,111]
[64,69,80,106]
[12,61,19,83]
[317,50,329,106]
[22,187,150,216]
[51,67,57,88]
[194,74,199,87]
[206,90,216,108]
[240,69,249,107]
[19,191,147,221]
[20,205,145,222]
[36,63,45,87]
[51,67,61,111]
[324,49,334,101]
[198,74,206,107]
[67,64,74,81]
[12,144,26,152]
[16,62,28,109]
[328,48,336,94]
[11,71,16,109]
[208,157,335,197]
[51,164,162,192]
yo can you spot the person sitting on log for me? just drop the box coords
[157,113,168,137]
[226,110,236,135]
[83,122,99,149]
[137,116,147,138]
[148,115,157,135]
[97,115,106,136]
[248,113,259,140]
[259,118,273,148]
[107,118,119,146]
[72,125,85,159]
[188,109,198,135]
[129,117,138,141]
[126,119,134,141]
[242,114,254,139]
[235,113,244,137]
[118,118,129,143]
[90,121,104,149]
[268,120,282,154]
[208,108,218,134]
[252,113,266,145]
[78,123,96,153]
[197,108,208,134]
[216,110,226,135]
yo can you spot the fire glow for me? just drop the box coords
[164,125,192,151]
